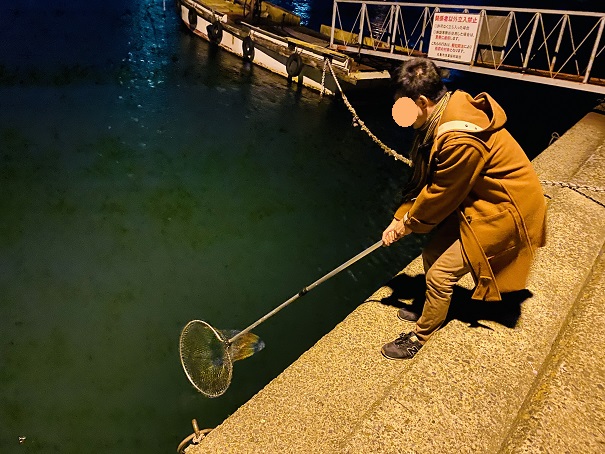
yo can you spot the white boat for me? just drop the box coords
[176,0,392,95]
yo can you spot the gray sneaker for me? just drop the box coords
[381,331,422,360]
[397,307,420,322]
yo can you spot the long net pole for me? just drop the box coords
[228,240,383,345]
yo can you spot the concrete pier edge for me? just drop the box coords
[186,104,605,453]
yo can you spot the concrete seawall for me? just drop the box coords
[186,104,605,453]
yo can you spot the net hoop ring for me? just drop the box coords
[179,320,233,398]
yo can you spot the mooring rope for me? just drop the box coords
[324,59,412,166]
[321,58,605,199]
[320,58,328,98]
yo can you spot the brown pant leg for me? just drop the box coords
[415,220,471,344]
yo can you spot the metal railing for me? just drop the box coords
[328,1,605,94]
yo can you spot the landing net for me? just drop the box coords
[179,320,232,398]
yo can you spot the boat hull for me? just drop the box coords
[177,0,391,95]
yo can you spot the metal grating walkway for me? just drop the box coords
[326,1,605,94]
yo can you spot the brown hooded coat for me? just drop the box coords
[395,90,547,301]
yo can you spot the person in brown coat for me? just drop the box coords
[381,58,547,360]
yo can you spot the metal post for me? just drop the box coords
[500,12,513,69]
[551,15,568,73]
[359,3,366,47]
[365,3,373,48]
[419,7,428,53]
[387,5,394,48]
[584,17,605,83]
[523,13,541,70]
[330,0,338,48]
[473,10,487,67]
[390,5,400,53]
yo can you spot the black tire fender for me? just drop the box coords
[242,36,255,62]
[207,20,223,44]
[285,53,303,77]
[187,8,197,31]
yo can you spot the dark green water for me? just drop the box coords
[0,2,420,452]
[0,1,600,452]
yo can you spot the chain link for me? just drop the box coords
[540,180,605,192]
[571,188,605,208]
[320,58,328,98]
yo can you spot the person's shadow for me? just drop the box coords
[371,273,531,330]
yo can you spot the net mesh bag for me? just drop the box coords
[179,320,233,398]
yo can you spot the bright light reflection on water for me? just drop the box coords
[290,0,312,24]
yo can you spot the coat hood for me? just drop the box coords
[436,90,507,137]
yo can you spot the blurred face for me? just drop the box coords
[392,97,420,128]
[392,95,434,129]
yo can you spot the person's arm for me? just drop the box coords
[404,137,486,234]
[382,200,413,246]
[382,212,412,246]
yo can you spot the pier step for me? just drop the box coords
[498,107,605,453]
[500,244,605,453]
[186,106,605,453]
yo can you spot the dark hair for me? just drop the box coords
[395,58,447,102]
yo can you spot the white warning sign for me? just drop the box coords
[428,13,481,63]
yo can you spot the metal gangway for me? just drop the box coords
[326,1,605,94]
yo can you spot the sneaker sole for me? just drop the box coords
[381,347,415,360]
[397,310,419,322]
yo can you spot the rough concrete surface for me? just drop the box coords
[500,245,605,453]
[186,106,605,454]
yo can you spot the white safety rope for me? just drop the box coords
[321,58,605,200]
